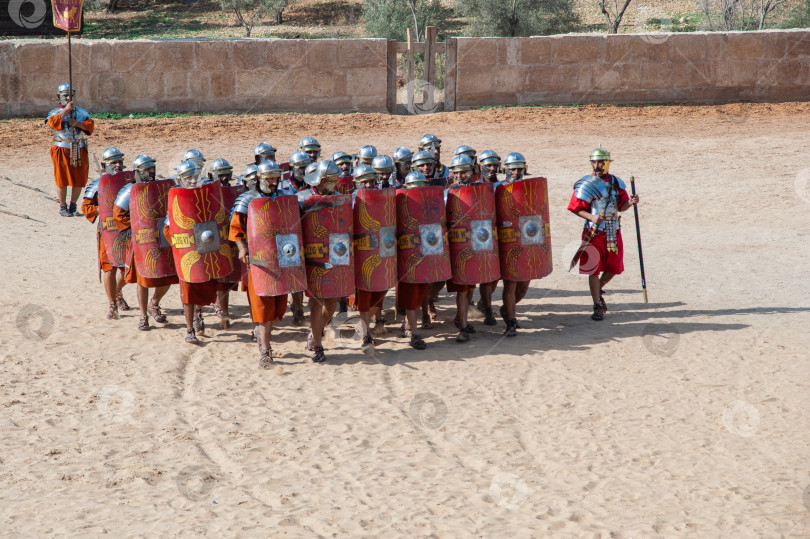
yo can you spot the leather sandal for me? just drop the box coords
[138,315,149,331]
[148,301,167,323]
[107,303,119,320]
[312,345,326,363]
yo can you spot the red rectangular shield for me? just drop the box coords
[220,184,246,284]
[98,171,134,268]
[353,187,397,291]
[247,195,307,296]
[301,194,354,298]
[495,177,553,281]
[395,186,451,283]
[446,183,500,285]
[336,176,355,195]
[130,180,176,279]
[167,181,236,283]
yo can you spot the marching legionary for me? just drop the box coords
[355,145,377,169]
[229,160,292,368]
[372,155,395,189]
[445,154,501,342]
[81,147,131,320]
[283,152,315,326]
[410,150,444,326]
[210,158,244,329]
[47,83,94,217]
[475,150,503,326]
[298,160,350,363]
[166,160,234,344]
[253,142,277,165]
[453,145,479,182]
[392,147,413,187]
[394,170,445,350]
[332,151,353,178]
[567,148,639,321]
[113,155,177,331]
[351,164,395,350]
[417,134,449,186]
[299,136,322,162]
[494,153,554,335]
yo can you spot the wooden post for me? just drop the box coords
[406,27,415,113]
[386,39,397,114]
[423,26,436,111]
[443,37,457,112]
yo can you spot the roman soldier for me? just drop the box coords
[417,134,449,185]
[298,160,345,363]
[299,136,321,162]
[113,154,177,331]
[81,146,131,320]
[567,148,639,321]
[392,147,412,187]
[394,170,436,350]
[354,145,377,169]
[165,160,228,344]
[475,150,502,326]
[332,151,353,178]
[209,158,243,328]
[47,83,94,217]
[253,142,277,165]
[411,150,445,326]
[372,155,395,189]
[230,160,292,368]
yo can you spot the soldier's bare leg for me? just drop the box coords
[257,320,275,368]
[309,297,337,362]
[69,186,82,205]
[515,281,530,306]
[291,291,305,326]
[57,186,67,206]
[502,280,521,336]
[114,269,129,309]
[454,289,475,342]
[183,303,199,343]
[404,309,427,350]
[216,289,231,328]
[102,269,118,319]
[136,285,150,329]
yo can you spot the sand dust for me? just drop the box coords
[1,103,808,536]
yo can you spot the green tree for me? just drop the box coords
[363,0,451,41]
[219,0,296,36]
[455,0,580,37]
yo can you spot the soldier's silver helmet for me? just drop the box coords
[242,164,259,190]
[403,171,428,189]
[254,142,277,161]
[357,145,377,164]
[299,136,321,153]
[352,164,377,186]
[418,134,441,150]
[331,151,352,166]
[133,154,156,183]
[57,83,75,105]
[304,160,340,188]
[503,152,527,170]
[410,150,435,170]
[102,147,124,164]
[290,150,313,169]
[479,150,501,167]
[176,160,201,187]
[371,155,394,174]
[183,149,206,169]
[209,158,233,177]
[450,154,474,172]
[304,162,318,177]
[454,145,476,159]
[101,147,124,173]
[257,160,282,178]
[393,147,413,164]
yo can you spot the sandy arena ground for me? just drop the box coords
[1,103,809,537]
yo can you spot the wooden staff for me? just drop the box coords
[630,176,648,303]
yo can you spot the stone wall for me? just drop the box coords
[0,38,391,117]
[446,31,810,109]
[2,31,809,118]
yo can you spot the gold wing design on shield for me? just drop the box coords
[180,251,201,281]
[172,196,196,231]
[358,202,380,233]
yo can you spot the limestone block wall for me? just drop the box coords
[447,31,810,109]
[0,38,390,117]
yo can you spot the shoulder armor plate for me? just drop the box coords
[84,177,101,199]
[231,190,261,218]
[114,183,133,211]
[573,175,608,202]
[611,175,626,190]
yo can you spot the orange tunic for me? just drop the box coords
[47,114,94,188]
[113,204,178,288]
[355,289,386,312]
[82,195,114,272]
[163,221,218,305]
[396,282,429,311]
[229,211,287,323]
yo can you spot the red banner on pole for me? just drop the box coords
[51,0,83,32]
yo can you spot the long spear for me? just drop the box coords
[630,175,648,303]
